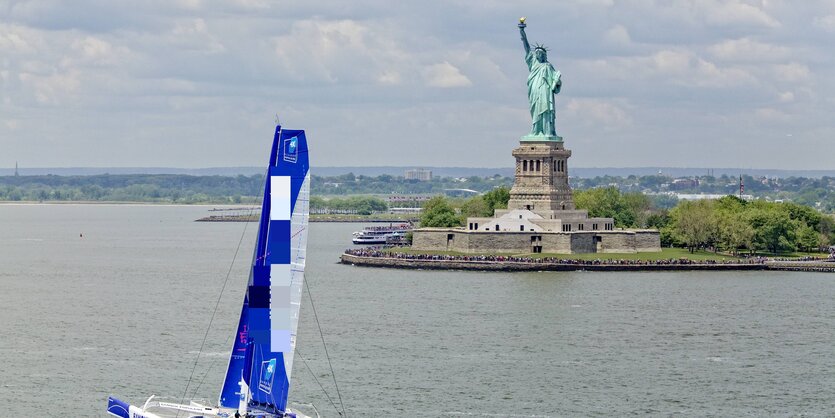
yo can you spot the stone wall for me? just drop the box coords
[635,230,663,252]
[411,229,458,252]
[411,228,662,254]
[598,232,637,253]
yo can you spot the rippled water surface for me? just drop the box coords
[1,204,834,417]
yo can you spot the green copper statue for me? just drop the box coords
[519,17,562,141]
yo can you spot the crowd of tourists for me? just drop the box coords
[343,247,770,265]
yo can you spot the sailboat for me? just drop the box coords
[107,123,312,418]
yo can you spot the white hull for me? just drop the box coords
[107,396,316,418]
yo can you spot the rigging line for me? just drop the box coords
[296,348,343,417]
[304,276,348,418]
[189,208,261,399]
[177,204,258,416]
[190,330,232,399]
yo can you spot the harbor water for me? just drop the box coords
[0,204,833,416]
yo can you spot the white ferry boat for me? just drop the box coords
[352,223,411,245]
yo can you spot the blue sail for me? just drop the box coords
[218,125,310,414]
[218,296,249,407]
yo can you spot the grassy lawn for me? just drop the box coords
[386,247,741,261]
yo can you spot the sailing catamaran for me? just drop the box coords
[107,124,312,418]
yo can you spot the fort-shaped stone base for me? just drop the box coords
[411,138,662,254]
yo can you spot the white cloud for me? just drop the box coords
[272,19,408,84]
[0,24,45,54]
[699,1,780,28]
[650,50,691,76]
[175,0,202,10]
[708,38,791,62]
[422,62,471,88]
[579,49,756,88]
[690,58,755,87]
[377,70,401,85]
[230,0,270,9]
[18,69,81,104]
[755,107,790,122]
[812,14,835,32]
[170,18,225,53]
[69,36,131,66]
[775,63,810,83]
[564,98,632,131]
[0,30,31,53]
[603,25,631,47]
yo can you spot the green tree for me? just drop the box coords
[460,195,491,218]
[747,208,797,254]
[796,223,821,253]
[717,212,754,255]
[482,186,510,213]
[574,187,648,228]
[419,196,462,227]
[645,210,670,229]
[669,200,718,253]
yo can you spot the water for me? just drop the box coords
[1,204,834,417]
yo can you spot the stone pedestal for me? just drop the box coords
[508,140,575,212]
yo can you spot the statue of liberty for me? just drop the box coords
[518,18,562,141]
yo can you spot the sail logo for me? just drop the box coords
[258,358,277,394]
[283,136,298,163]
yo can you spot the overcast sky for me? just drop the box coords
[1,0,834,169]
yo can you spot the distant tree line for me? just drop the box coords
[4,173,835,214]
[311,173,513,195]
[309,196,388,215]
[0,174,263,204]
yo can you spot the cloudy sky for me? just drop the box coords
[1,0,833,170]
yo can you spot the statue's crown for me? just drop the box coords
[533,43,549,52]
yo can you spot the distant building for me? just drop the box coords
[14,161,19,177]
[405,169,432,181]
[670,178,699,189]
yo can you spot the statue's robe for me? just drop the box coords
[525,50,561,137]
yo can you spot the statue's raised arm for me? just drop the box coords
[519,17,530,55]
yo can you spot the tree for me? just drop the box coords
[460,196,491,218]
[717,212,754,255]
[574,187,649,228]
[482,186,510,213]
[747,208,797,254]
[796,224,821,253]
[419,196,462,227]
[645,210,670,229]
[669,200,718,253]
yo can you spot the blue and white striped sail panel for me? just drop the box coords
[218,125,310,413]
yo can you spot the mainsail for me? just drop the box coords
[219,125,310,414]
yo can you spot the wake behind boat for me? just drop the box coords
[107,124,314,418]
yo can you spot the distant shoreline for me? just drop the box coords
[0,201,228,206]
